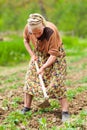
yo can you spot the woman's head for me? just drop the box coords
[27,13,47,38]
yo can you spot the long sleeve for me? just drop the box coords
[23,24,30,43]
[48,32,60,56]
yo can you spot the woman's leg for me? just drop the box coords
[59,97,69,112]
[21,93,33,114]
[24,93,33,108]
[59,98,70,122]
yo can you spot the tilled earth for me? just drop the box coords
[0,59,87,129]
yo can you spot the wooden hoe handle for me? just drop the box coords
[35,61,48,99]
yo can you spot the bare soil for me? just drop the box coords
[0,58,87,129]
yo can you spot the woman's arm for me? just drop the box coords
[23,24,37,59]
[42,55,56,69]
[24,38,34,57]
[37,55,56,75]
[24,39,38,61]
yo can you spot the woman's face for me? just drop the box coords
[31,26,44,38]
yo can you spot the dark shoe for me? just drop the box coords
[21,107,31,114]
[62,111,70,122]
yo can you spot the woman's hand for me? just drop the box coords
[37,66,45,77]
[31,54,38,62]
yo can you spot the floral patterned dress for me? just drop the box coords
[24,43,67,102]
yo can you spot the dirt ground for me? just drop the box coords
[0,58,87,129]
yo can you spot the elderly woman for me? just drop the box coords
[22,13,70,122]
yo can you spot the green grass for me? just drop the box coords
[12,97,22,104]
[0,35,87,66]
[0,88,6,93]
[67,85,87,101]
[65,80,72,86]
[78,76,87,84]
[63,36,87,58]
[38,117,47,130]
[0,110,32,130]
[0,34,30,66]
[2,99,9,108]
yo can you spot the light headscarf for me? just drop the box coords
[27,13,47,30]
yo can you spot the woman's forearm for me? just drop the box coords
[42,55,57,69]
[24,39,34,57]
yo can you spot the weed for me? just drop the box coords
[2,99,9,108]
[38,117,47,130]
[13,97,22,104]
[3,110,32,129]
[67,86,87,101]
[0,125,6,130]
[65,80,72,86]
[50,126,58,130]
[11,97,22,109]
[67,89,76,101]
[9,85,18,89]
[0,88,6,93]
[5,76,19,83]
[78,76,87,83]
[50,99,60,109]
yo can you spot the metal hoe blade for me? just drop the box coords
[38,99,50,108]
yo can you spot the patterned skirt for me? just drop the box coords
[24,44,67,100]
